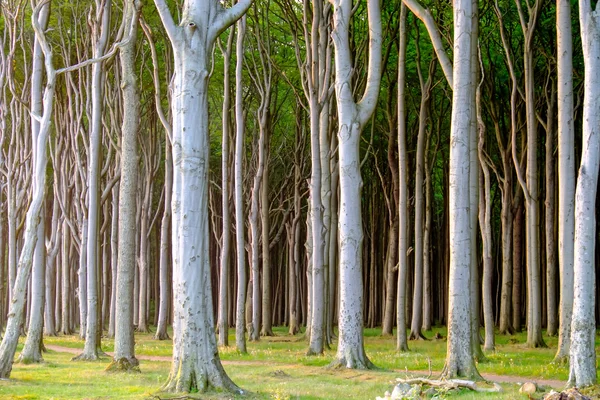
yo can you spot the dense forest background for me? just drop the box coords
[0,0,598,394]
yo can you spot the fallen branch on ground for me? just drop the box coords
[395,377,503,393]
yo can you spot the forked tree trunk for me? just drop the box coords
[329,0,381,369]
[153,0,251,392]
[0,1,55,378]
[19,5,49,362]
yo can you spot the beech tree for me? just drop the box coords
[441,0,480,379]
[152,0,252,392]
[568,0,600,388]
[329,0,381,369]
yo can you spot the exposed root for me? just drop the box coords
[71,352,103,361]
[154,331,170,340]
[408,332,428,341]
[105,357,140,373]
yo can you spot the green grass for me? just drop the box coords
[0,326,596,399]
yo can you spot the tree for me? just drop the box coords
[234,14,248,354]
[18,0,50,364]
[152,0,251,392]
[329,0,381,369]
[554,0,575,363]
[441,0,480,380]
[396,2,409,353]
[74,0,113,361]
[107,0,141,372]
[568,0,600,388]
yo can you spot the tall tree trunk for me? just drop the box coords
[107,0,140,371]
[76,0,112,360]
[441,0,481,380]
[153,0,251,392]
[234,14,248,354]
[218,29,234,348]
[396,2,409,352]
[568,1,600,387]
[329,0,381,369]
[545,79,557,337]
[0,1,55,377]
[554,0,575,363]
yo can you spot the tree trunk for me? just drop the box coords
[153,0,251,392]
[554,0,575,363]
[234,14,248,354]
[0,1,54,377]
[329,0,381,369]
[396,2,409,352]
[218,29,234,348]
[568,2,599,387]
[107,0,140,371]
[76,0,112,360]
[441,0,481,380]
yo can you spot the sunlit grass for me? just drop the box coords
[0,326,593,399]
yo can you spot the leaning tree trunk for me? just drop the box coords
[329,0,381,369]
[19,5,50,362]
[0,1,55,378]
[568,1,600,388]
[153,0,251,393]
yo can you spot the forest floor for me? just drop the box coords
[0,326,597,399]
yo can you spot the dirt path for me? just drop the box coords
[45,344,566,389]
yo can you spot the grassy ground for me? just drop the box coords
[0,326,596,399]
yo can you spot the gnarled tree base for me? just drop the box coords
[106,357,140,373]
[162,358,245,395]
[440,362,483,381]
[154,331,170,340]
[328,349,374,370]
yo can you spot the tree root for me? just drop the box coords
[396,377,502,393]
[105,357,140,373]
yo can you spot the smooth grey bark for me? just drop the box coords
[329,0,381,369]
[19,5,50,362]
[477,69,494,352]
[108,0,140,371]
[468,0,484,362]
[568,0,600,388]
[153,0,251,392]
[396,2,409,352]
[555,0,575,363]
[544,79,557,337]
[61,219,72,335]
[441,0,480,380]
[75,0,112,361]
[511,0,545,349]
[409,49,434,341]
[44,195,61,336]
[217,29,234,348]
[234,14,248,354]
[0,1,54,378]
[108,185,118,339]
